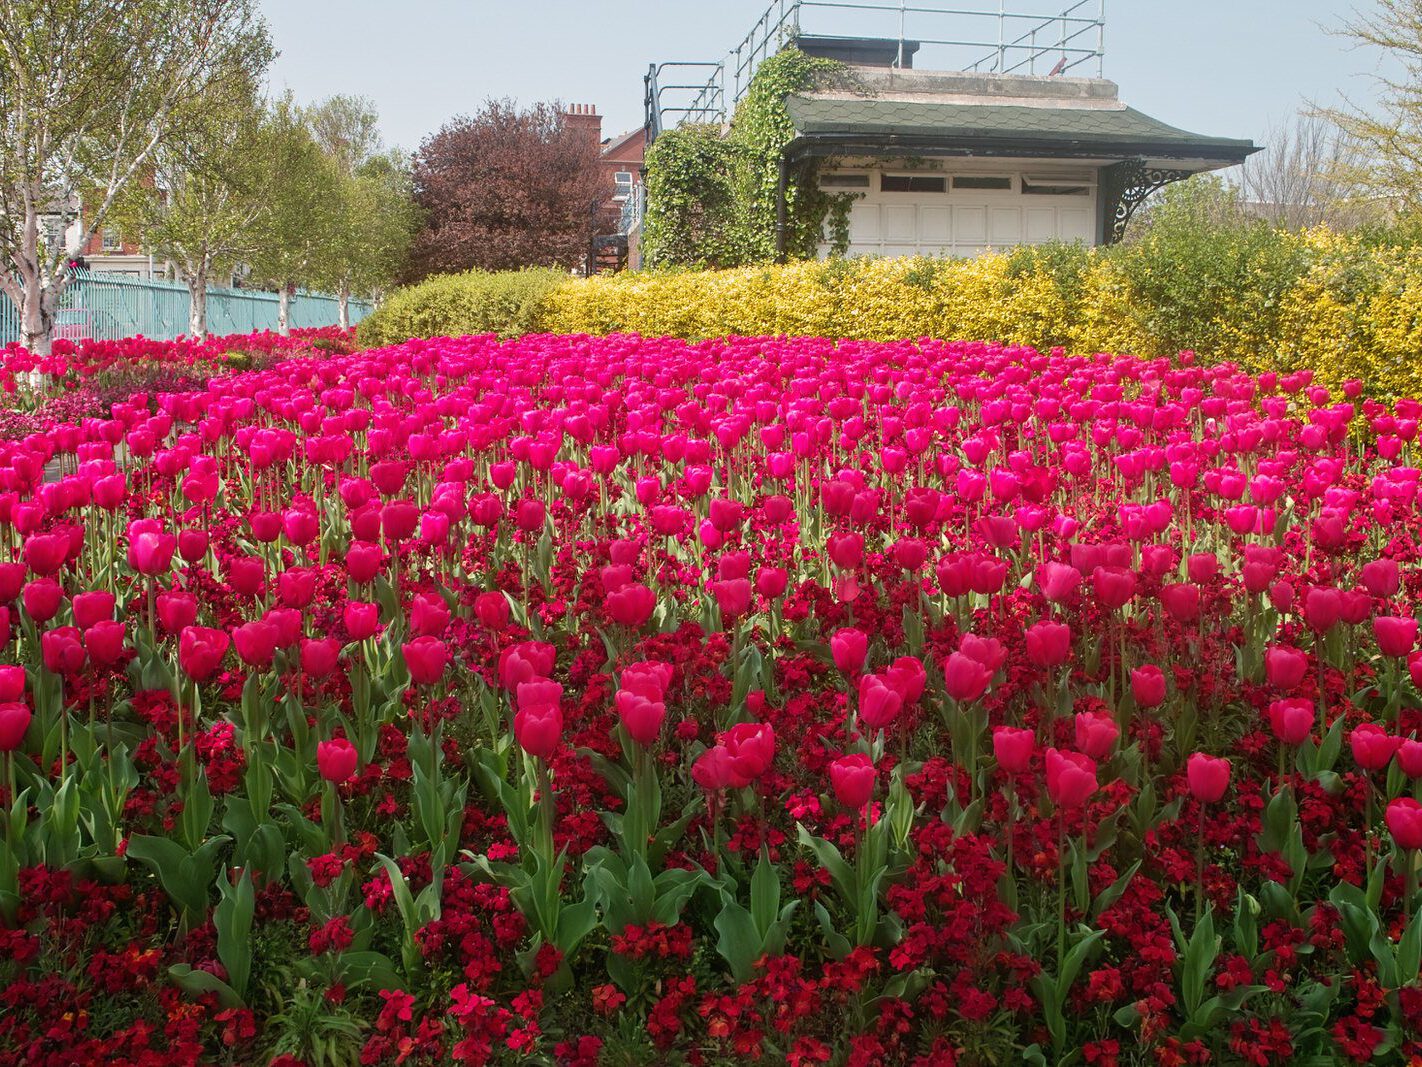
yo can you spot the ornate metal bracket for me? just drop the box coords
[1101,160,1191,244]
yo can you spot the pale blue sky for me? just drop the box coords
[260,1,1392,154]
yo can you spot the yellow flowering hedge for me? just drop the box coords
[361,229,1422,398]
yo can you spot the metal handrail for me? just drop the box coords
[645,0,1107,138]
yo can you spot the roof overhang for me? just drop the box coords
[783,133,1257,172]
[782,91,1260,172]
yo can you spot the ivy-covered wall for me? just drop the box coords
[641,48,856,269]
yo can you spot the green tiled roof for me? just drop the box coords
[784,94,1256,157]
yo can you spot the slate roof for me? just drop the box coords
[784,94,1257,161]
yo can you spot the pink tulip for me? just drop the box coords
[1186,753,1231,803]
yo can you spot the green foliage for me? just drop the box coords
[641,126,743,269]
[641,48,851,268]
[357,267,566,345]
[1121,177,1311,357]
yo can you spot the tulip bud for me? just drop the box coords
[317,738,359,783]
[829,753,875,811]
[1186,753,1231,803]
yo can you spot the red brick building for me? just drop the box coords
[563,104,646,270]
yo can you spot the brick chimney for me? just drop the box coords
[563,102,603,145]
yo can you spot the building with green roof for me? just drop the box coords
[644,2,1260,260]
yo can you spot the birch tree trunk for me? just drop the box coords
[338,280,350,330]
[277,285,290,336]
[187,264,209,341]
[20,284,55,355]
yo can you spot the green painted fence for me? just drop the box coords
[0,271,372,345]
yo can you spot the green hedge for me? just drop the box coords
[357,267,565,347]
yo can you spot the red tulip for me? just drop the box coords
[1269,698,1315,746]
[1130,664,1167,708]
[621,661,673,699]
[22,579,62,624]
[499,642,557,691]
[831,628,868,676]
[943,651,993,702]
[514,701,562,760]
[755,567,788,600]
[1350,723,1400,771]
[959,633,1007,673]
[1026,620,1072,667]
[1375,616,1418,658]
[691,745,735,791]
[0,702,31,752]
[346,542,383,584]
[343,601,379,641]
[1303,586,1343,632]
[1073,711,1119,760]
[886,656,926,704]
[71,591,115,629]
[277,568,315,609]
[41,627,85,675]
[1045,747,1098,808]
[154,592,196,635]
[1361,559,1401,598]
[1038,562,1082,604]
[301,638,342,678]
[83,621,126,666]
[178,626,230,682]
[409,593,450,637]
[402,636,449,686]
[722,721,775,786]
[708,578,751,619]
[607,583,656,628]
[317,738,359,783]
[1092,565,1136,610]
[1160,583,1200,623]
[226,556,265,597]
[1398,738,1422,778]
[0,666,24,702]
[474,591,509,630]
[128,529,176,576]
[1186,753,1231,803]
[22,532,68,576]
[857,673,902,730]
[616,689,665,746]
[829,753,875,810]
[992,725,1034,773]
[826,531,863,569]
[1264,645,1309,691]
[233,620,279,669]
[1387,797,1422,850]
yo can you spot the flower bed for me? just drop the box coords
[0,328,359,440]
[1,333,1422,1063]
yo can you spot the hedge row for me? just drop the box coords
[358,225,1422,398]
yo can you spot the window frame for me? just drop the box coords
[880,173,947,194]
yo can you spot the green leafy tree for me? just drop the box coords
[247,97,342,335]
[0,0,272,352]
[120,84,270,340]
[305,96,416,325]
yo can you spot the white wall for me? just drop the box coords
[817,160,1099,258]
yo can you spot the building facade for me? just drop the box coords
[644,2,1258,263]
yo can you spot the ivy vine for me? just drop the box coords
[642,48,858,269]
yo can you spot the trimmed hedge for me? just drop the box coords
[359,227,1422,398]
[357,267,565,347]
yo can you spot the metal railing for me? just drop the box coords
[0,271,373,346]
[646,0,1106,137]
[617,183,646,237]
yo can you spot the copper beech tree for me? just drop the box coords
[405,99,608,279]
